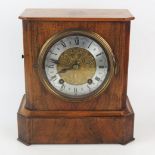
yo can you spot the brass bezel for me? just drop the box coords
[38,30,116,102]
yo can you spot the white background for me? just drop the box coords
[0,0,155,155]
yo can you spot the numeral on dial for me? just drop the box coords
[60,40,66,47]
[75,37,79,45]
[88,41,93,48]
[74,88,77,94]
[49,59,59,64]
[46,64,54,68]
[51,75,57,81]
[95,76,100,81]
[87,85,91,91]
[60,84,65,91]
[99,66,105,68]
[96,53,102,57]
[49,49,57,55]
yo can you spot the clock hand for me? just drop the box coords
[56,66,73,74]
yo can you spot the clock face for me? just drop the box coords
[38,30,115,101]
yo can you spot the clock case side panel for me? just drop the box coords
[119,21,131,109]
[23,20,131,111]
[120,21,131,109]
[22,21,35,109]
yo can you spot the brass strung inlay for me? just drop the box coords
[57,47,96,85]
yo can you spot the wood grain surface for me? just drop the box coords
[17,95,134,145]
[22,20,131,111]
[18,9,135,145]
[19,9,134,21]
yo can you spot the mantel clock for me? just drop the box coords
[17,9,135,145]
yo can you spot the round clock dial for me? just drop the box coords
[38,30,116,101]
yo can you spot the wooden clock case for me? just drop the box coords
[17,9,135,145]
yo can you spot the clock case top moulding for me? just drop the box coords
[17,9,135,145]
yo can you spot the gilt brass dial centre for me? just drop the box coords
[57,47,96,85]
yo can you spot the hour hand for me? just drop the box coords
[57,66,73,74]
